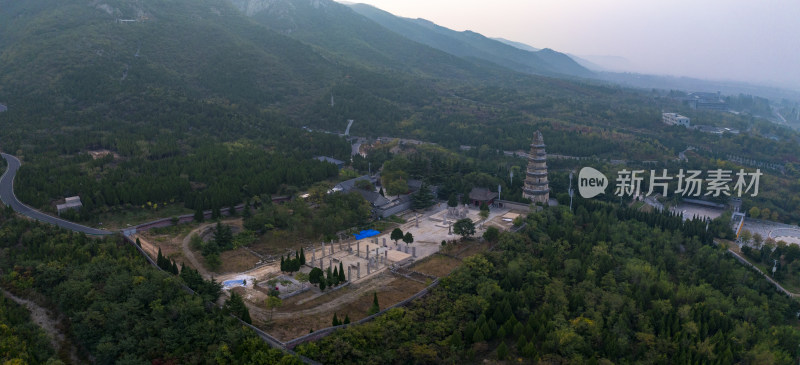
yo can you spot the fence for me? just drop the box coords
[283,278,440,349]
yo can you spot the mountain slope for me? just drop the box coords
[0,0,341,125]
[347,3,594,78]
[492,37,540,52]
[230,0,508,82]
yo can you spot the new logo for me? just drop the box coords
[578,167,608,198]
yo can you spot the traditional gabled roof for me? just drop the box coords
[469,187,498,202]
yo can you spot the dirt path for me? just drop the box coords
[1,288,81,364]
[181,219,240,279]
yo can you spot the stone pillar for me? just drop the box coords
[319,258,323,268]
[348,266,351,281]
[412,247,417,257]
[357,262,361,278]
[384,250,388,261]
[321,242,325,257]
[330,241,334,255]
[404,246,409,254]
[356,242,360,257]
[329,259,332,271]
[366,245,370,259]
[311,249,316,267]
[367,261,371,274]
[383,237,386,246]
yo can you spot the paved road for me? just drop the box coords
[0,153,112,235]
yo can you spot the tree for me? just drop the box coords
[266,296,282,323]
[339,262,346,282]
[368,292,380,315]
[483,226,500,242]
[411,183,435,210]
[194,208,204,222]
[447,193,458,208]
[280,256,286,272]
[453,218,476,238]
[206,254,221,271]
[391,228,404,244]
[479,202,490,221]
[343,314,350,324]
[214,223,233,250]
[753,233,764,248]
[309,267,323,284]
[319,280,326,291]
[403,232,414,245]
[135,237,141,246]
[739,229,752,244]
[497,342,508,360]
[749,207,761,219]
[224,292,252,324]
[300,248,306,265]
[332,313,340,326]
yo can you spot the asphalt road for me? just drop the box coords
[0,153,112,235]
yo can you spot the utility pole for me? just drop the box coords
[569,170,574,211]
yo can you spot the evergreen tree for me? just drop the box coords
[368,292,380,315]
[300,247,306,265]
[309,267,323,284]
[224,292,252,324]
[242,201,251,219]
[343,314,350,325]
[391,228,404,244]
[319,280,326,291]
[411,183,435,210]
[497,342,508,360]
[332,313,340,326]
[447,193,458,208]
[280,256,285,272]
[194,208,204,222]
[338,262,345,282]
[171,260,179,275]
[135,237,141,246]
[403,232,414,245]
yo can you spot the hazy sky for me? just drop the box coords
[339,0,800,90]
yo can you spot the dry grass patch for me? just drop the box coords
[411,254,461,277]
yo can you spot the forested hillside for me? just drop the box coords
[297,201,800,363]
[0,208,298,363]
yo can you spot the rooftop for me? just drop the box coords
[469,187,498,202]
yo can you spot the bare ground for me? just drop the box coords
[1,288,82,364]
[247,273,426,341]
[410,254,462,277]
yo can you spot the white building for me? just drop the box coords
[662,113,690,127]
[57,196,82,215]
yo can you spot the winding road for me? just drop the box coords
[0,153,112,235]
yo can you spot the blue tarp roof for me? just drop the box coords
[353,229,380,240]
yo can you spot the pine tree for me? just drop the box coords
[280,256,285,272]
[473,328,484,343]
[319,280,326,291]
[300,247,306,265]
[343,314,350,324]
[497,342,508,360]
[332,313,340,326]
[135,237,141,246]
[339,262,346,282]
[368,292,380,314]
[171,260,179,275]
